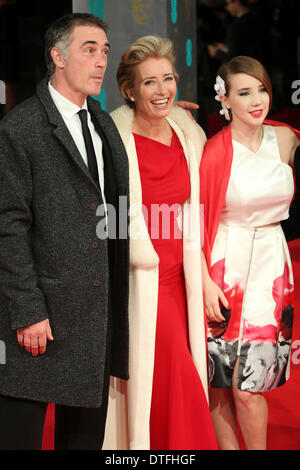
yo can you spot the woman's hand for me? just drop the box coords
[203,276,228,323]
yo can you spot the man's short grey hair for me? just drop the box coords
[45,13,108,79]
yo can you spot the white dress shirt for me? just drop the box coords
[48,82,107,209]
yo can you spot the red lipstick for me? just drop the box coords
[249,110,263,118]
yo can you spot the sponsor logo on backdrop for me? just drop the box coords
[186,39,192,67]
[171,0,177,24]
[92,88,107,111]
[89,0,104,19]
[132,0,153,25]
[89,1,106,108]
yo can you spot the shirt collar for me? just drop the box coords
[48,81,88,119]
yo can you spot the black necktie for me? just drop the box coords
[78,109,100,187]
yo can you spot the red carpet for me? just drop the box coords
[42,109,300,450]
[41,241,300,451]
[264,239,300,450]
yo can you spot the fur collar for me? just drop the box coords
[110,105,206,163]
[110,105,206,269]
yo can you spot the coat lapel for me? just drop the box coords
[89,104,117,206]
[88,97,129,196]
[36,78,101,193]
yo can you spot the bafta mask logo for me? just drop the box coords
[171,0,178,24]
[132,0,153,25]
[89,0,104,20]
[0,80,5,105]
[186,39,192,67]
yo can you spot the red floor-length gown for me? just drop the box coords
[134,130,218,450]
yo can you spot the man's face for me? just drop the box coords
[52,25,110,106]
[225,0,239,16]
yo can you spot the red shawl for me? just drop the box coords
[200,120,300,268]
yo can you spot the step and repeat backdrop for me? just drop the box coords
[72,0,197,113]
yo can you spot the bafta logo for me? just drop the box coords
[132,0,153,25]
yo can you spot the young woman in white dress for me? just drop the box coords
[200,55,300,450]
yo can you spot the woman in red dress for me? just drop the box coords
[103,35,218,450]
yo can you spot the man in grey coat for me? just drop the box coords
[0,13,129,450]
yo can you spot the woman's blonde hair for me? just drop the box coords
[218,55,273,112]
[116,35,179,109]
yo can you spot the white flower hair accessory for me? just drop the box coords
[214,75,230,121]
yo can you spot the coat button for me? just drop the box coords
[93,280,101,287]
[92,241,98,249]
[90,203,97,210]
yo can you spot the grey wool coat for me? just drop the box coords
[0,78,129,407]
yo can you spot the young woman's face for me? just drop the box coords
[223,73,270,128]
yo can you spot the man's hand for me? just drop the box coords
[17,318,54,356]
[208,42,228,58]
[214,42,228,53]
[208,44,217,58]
[175,100,199,121]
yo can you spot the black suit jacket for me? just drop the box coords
[216,12,264,63]
[0,78,129,407]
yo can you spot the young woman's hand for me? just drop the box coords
[203,276,228,323]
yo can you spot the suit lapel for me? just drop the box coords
[88,98,128,195]
[53,123,95,181]
[36,78,101,193]
[90,108,117,206]
[36,78,128,199]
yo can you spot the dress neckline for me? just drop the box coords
[133,128,177,148]
[232,125,265,155]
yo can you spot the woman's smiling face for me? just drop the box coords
[127,56,177,121]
